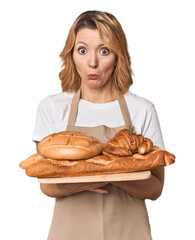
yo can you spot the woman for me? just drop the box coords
[33,10,164,240]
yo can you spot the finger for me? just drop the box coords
[89,189,108,194]
[89,188,109,194]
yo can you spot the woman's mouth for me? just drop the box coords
[87,74,99,80]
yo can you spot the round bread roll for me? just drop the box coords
[37,131,103,160]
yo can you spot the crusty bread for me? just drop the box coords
[19,154,45,169]
[103,129,153,156]
[24,147,175,178]
[37,131,103,160]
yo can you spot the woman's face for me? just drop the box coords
[73,28,117,90]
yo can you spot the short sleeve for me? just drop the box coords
[141,105,165,149]
[32,97,56,142]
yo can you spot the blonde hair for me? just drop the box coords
[59,10,133,95]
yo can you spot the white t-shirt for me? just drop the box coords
[32,91,165,149]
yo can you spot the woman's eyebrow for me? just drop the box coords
[75,41,87,46]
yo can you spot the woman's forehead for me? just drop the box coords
[75,28,104,45]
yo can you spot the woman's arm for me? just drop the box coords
[111,166,164,200]
[40,182,108,198]
[112,103,165,200]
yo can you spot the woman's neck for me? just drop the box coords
[80,85,118,103]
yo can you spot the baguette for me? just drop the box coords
[24,147,175,178]
[19,154,45,169]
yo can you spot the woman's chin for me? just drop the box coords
[83,80,104,89]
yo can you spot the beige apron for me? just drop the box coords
[48,89,152,240]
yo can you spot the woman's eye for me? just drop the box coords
[100,48,110,55]
[78,48,87,54]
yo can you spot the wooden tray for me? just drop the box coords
[38,171,151,184]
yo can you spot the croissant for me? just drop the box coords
[103,129,153,157]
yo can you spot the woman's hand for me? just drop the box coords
[40,182,109,198]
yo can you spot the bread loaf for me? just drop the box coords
[37,131,103,160]
[19,154,45,169]
[103,129,153,156]
[20,130,175,178]
[23,147,175,178]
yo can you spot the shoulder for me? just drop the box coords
[38,91,74,111]
[124,91,160,135]
[125,91,154,113]
[49,91,74,103]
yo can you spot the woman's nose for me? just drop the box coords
[88,52,98,68]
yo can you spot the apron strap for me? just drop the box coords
[67,89,81,127]
[67,88,135,132]
[117,92,134,129]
